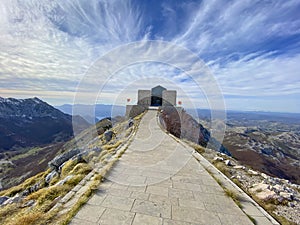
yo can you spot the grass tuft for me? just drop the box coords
[61,160,77,177]
[246,214,257,225]
[70,163,92,176]
[9,212,44,225]
[65,174,85,187]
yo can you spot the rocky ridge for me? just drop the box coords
[0,97,90,151]
[221,117,300,185]
[0,113,139,225]
[202,148,300,224]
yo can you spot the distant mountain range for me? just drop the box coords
[0,97,90,151]
[56,104,126,124]
[192,109,300,184]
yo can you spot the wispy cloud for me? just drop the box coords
[174,0,300,56]
[0,0,148,98]
[0,0,299,112]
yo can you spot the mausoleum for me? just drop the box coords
[126,85,177,118]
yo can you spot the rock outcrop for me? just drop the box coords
[48,149,81,172]
[203,150,300,224]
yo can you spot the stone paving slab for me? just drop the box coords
[132,213,162,225]
[98,208,135,225]
[69,110,277,225]
[74,204,105,223]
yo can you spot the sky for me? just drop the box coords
[0,0,299,113]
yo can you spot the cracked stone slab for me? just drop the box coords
[98,208,135,225]
[74,204,105,223]
[146,185,169,197]
[172,205,221,224]
[132,213,163,225]
[131,199,171,219]
[101,195,135,211]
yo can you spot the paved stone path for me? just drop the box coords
[70,110,274,225]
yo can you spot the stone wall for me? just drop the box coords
[137,90,151,106]
[126,105,146,118]
[162,90,176,106]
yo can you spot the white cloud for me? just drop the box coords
[0,0,299,112]
[174,0,300,54]
[0,0,148,100]
[210,53,300,96]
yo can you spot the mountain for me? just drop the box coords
[195,109,300,184]
[56,104,126,124]
[0,97,90,151]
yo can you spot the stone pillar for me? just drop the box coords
[137,90,151,106]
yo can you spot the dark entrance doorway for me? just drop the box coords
[151,85,166,106]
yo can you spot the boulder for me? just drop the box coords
[256,189,277,201]
[74,151,88,163]
[233,165,245,170]
[261,173,269,179]
[21,200,35,208]
[92,147,101,153]
[128,118,134,128]
[45,171,58,184]
[224,159,234,166]
[250,183,269,193]
[104,130,115,142]
[272,184,284,193]
[21,182,41,196]
[0,196,9,205]
[288,202,295,207]
[3,194,21,205]
[213,156,224,161]
[48,149,80,172]
[279,192,293,201]
[248,169,259,175]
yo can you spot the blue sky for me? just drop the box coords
[0,0,299,112]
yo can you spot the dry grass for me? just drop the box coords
[61,160,77,177]
[224,188,239,203]
[65,174,85,187]
[0,171,46,197]
[0,204,19,224]
[49,176,59,186]
[58,172,106,225]
[232,178,242,188]
[102,140,123,152]
[246,215,257,225]
[251,195,297,225]
[191,143,205,154]
[70,163,92,176]
[37,186,70,205]
[59,190,92,225]
[273,215,297,225]
[9,212,44,225]
[215,178,223,186]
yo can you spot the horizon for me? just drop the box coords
[1,95,300,115]
[0,1,299,113]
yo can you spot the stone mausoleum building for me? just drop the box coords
[126,85,177,118]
